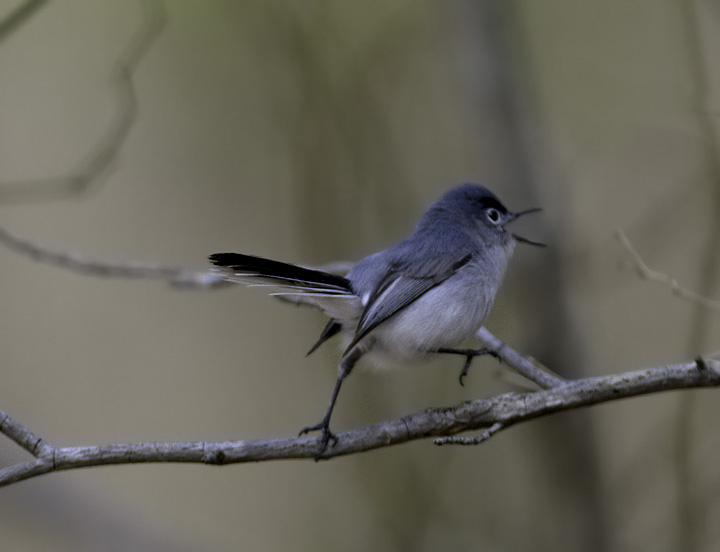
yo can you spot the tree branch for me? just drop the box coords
[0,225,354,290]
[0,225,227,289]
[2,356,718,488]
[475,326,565,389]
[617,229,720,310]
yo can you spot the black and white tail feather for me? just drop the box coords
[209,253,361,354]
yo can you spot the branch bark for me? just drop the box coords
[2,356,718,488]
[475,326,564,389]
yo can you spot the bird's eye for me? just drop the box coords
[486,208,501,225]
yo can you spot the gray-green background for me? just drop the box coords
[1,1,719,550]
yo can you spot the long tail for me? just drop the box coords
[209,252,358,355]
[209,252,353,294]
[209,251,359,317]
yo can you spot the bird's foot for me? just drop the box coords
[437,347,501,386]
[299,419,338,459]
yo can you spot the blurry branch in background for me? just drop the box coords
[1,356,718,487]
[0,0,48,44]
[0,225,354,290]
[240,1,429,254]
[0,0,165,203]
[616,229,720,310]
[0,226,226,289]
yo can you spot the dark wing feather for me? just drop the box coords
[344,253,473,354]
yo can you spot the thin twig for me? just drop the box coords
[0,0,166,202]
[0,410,54,458]
[475,327,565,389]
[0,225,351,291]
[0,226,225,289]
[616,229,720,310]
[434,422,505,446]
[1,357,718,488]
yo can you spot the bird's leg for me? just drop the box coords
[299,348,361,458]
[436,347,501,386]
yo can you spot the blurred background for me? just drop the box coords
[1,0,719,550]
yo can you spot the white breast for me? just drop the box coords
[356,272,496,365]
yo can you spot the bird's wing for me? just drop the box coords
[345,252,473,354]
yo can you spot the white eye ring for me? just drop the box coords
[486,208,501,225]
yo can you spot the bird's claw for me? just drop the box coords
[455,348,501,386]
[458,356,473,386]
[299,420,338,459]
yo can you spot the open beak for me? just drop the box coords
[506,207,546,247]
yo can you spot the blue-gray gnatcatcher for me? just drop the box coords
[210,183,543,455]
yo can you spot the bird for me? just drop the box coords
[209,183,544,456]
